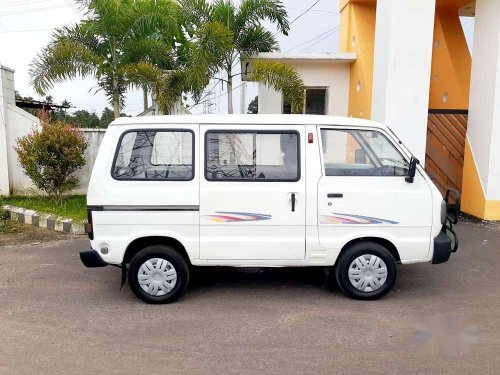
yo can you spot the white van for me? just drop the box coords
[80,115,459,303]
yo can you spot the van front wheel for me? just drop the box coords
[335,242,397,300]
[128,245,190,304]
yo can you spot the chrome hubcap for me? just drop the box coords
[348,254,388,292]
[138,258,177,296]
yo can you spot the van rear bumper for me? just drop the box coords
[80,250,108,268]
[432,230,456,264]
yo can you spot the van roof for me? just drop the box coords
[110,114,387,129]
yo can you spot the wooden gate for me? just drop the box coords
[425,110,468,195]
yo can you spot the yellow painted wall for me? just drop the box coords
[339,1,376,119]
[461,139,500,220]
[429,8,471,110]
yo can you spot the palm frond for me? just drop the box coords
[179,0,212,28]
[29,39,101,95]
[129,0,181,40]
[123,61,183,114]
[251,59,304,113]
[236,0,289,36]
[211,0,237,31]
[236,25,279,54]
[186,20,233,72]
[121,38,176,69]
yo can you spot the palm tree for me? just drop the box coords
[123,19,234,114]
[30,0,181,119]
[181,0,298,114]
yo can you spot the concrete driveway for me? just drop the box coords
[0,221,499,374]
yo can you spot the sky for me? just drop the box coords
[0,0,475,117]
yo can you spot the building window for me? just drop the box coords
[283,88,327,115]
[205,131,300,181]
[112,130,194,180]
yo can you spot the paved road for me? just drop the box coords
[1,221,499,374]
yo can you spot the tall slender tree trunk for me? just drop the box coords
[142,85,149,111]
[111,42,120,119]
[227,65,233,114]
[113,91,120,119]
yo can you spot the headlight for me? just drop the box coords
[440,200,447,225]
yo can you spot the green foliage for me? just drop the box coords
[247,95,258,114]
[0,218,21,235]
[50,107,116,128]
[30,0,183,118]
[15,120,88,201]
[100,107,115,127]
[0,206,18,235]
[180,0,291,113]
[251,60,305,113]
[0,209,10,221]
[125,20,233,113]
[1,195,87,222]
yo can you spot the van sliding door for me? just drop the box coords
[199,125,306,261]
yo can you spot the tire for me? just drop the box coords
[335,241,397,300]
[128,245,190,304]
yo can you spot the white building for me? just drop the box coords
[248,52,355,116]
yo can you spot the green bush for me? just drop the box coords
[15,118,87,201]
[0,209,9,221]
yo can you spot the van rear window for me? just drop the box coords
[205,131,300,181]
[112,130,194,181]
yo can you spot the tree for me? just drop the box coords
[181,0,295,113]
[30,0,182,119]
[124,19,233,114]
[100,107,115,127]
[72,110,101,128]
[247,95,258,114]
[15,117,87,201]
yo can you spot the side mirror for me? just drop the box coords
[405,157,420,183]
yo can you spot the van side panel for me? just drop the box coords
[87,125,200,265]
[304,124,326,264]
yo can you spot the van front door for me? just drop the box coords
[199,125,306,260]
[317,127,433,261]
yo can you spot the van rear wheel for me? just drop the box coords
[335,242,397,300]
[128,245,190,304]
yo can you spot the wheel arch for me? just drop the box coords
[338,237,401,264]
[123,236,192,266]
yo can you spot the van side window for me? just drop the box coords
[112,130,193,180]
[205,131,300,181]
[321,129,408,176]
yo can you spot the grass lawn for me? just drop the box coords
[0,195,87,221]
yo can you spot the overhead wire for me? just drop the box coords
[285,25,340,52]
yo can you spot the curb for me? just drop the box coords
[2,205,88,235]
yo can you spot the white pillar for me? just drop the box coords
[371,0,436,163]
[467,0,500,201]
[0,64,15,195]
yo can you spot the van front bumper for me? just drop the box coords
[432,229,458,264]
[80,250,108,268]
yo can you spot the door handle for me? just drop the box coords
[327,193,344,198]
[291,193,296,212]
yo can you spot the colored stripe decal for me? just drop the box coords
[320,213,399,225]
[203,212,271,222]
